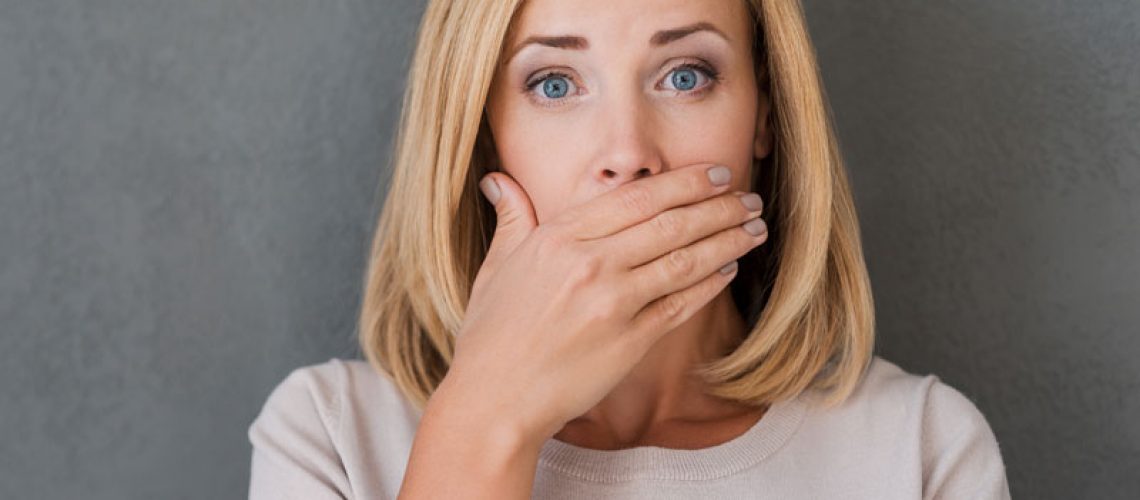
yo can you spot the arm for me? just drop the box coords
[396,376,546,500]
[921,379,1012,500]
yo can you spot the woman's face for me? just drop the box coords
[485,0,771,224]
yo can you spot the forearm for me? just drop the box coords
[397,379,545,500]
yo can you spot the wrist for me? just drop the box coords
[423,375,547,458]
[400,376,543,498]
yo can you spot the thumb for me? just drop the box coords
[479,173,538,262]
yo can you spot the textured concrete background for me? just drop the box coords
[0,1,1136,498]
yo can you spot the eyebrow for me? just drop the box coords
[504,21,729,65]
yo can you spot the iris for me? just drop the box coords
[671,68,698,91]
[542,77,570,99]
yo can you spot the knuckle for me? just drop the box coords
[618,184,655,216]
[719,193,745,218]
[685,168,709,197]
[567,250,605,287]
[657,292,686,320]
[650,211,684,240]
[664,247,697,276]
[678,175,703,202]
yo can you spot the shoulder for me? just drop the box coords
[848,356,997,435]
[247,359,422,498]
[799,355,1010,498]
[823,355,1002,445]
[248,357,420,444]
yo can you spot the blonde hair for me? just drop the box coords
[357,0,875,410]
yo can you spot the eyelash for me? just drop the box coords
[522,60,722,108]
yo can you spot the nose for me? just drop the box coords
[590,94,665,186]
[600,164,655,183]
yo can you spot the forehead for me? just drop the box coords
[505,0,752,47]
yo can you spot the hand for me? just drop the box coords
[436,163,769,446]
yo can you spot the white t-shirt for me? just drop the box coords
[247,355,1011,499]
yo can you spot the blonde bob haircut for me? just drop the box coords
[358,0,875,411]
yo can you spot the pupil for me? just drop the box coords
[672,69,697,90]
[543,78,568,98]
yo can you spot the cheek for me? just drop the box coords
[660,102,757,192]
[492,125,584,224]
[489,99,599,223]
[511,173,570,224]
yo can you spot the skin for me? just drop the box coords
[483,0,774,449]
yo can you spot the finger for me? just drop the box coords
[599,190,763,270]
[551,163,736,241]
[626,215,767,310]
[624,255,740,354]
[480,173,538,272]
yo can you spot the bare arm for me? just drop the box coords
[397,376,545,500]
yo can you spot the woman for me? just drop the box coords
[248,0,1011,498]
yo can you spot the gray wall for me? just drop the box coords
[0,1,1135,498]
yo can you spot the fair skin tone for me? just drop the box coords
[399,0,772,497]
[486,0,772,449]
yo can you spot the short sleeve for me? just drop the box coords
[920,377,1012,500]
[248,363,351,499]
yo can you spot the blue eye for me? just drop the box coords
[523,61,720,107]
[526,72,577,101]
[671,68,699,91]
[542,76,571,98]
[663,63,719,93]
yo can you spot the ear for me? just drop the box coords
[753,85,774,161]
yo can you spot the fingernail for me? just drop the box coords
[707,165,732,186]
[479,176,501,204]
[738,192,763,212]
[743,217,767,236]
[719,260,738,275]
